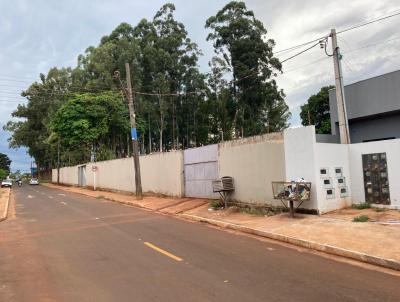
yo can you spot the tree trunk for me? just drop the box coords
[148,113,152,153]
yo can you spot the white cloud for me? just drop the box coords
[0,0,399,171]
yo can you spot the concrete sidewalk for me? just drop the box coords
[43,183,400,271]
[0,187,10,221]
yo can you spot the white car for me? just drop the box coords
[1,179,12,188]
[29,178,39,185]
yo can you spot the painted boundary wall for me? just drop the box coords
[285,126,352,214]
[284,126,400,213]
[54,127,400,212]
[53,133,287,204]
[218,133,285,205]
[53,151,184,197]
[51,166,78,185]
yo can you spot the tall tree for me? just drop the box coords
[4,68,73,173]
[300,86,333,134]
[133,3,205,151]
[50,92,131,164]
[0,153,11,172]
[205,1,290,137]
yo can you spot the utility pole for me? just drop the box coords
[124,63,143,199]
[330,28,350,144]
[57,138,60,184]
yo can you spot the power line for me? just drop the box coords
[337,10,400,35]
[274,37,326,55]
[343,35,400,54]
[274,8,400,56]
[0,99,27,103]
[282,56,329,73]
[280,41,321,64]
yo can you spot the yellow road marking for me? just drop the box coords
[144,242,183,262]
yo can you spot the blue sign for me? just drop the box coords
[131,127,137,140]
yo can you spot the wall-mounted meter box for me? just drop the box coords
[335,167,343,178]
[320,167,329,178]
[326,188,335,199]
[337,177,346,187]
[322,177,332,189]
[340,187,348,198]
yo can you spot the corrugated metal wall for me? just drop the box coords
[183,144,219,199]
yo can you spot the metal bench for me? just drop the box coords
[212,176,234,208]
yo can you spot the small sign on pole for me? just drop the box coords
[131,127,137,141]
[92,166,98,191]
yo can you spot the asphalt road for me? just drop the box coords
[0,185,399,302]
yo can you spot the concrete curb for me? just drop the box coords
[0,188,11,222]
[180,213,400,272]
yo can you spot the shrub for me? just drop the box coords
[209,199,223,210]
[353,215,370,222]
[352,203,371,210]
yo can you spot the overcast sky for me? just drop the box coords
[1,0,400,172]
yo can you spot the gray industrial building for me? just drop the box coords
[329,69,400,143]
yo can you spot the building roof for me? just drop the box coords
[329,69,400,123]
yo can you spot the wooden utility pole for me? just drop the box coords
[331,28,350,144]
[57,138,60,184]
[125,63,143,199]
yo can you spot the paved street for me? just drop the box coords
[1,185,399,302]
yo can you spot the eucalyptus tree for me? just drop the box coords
[206,1,290,136]
[4,67,73,173]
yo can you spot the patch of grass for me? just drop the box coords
[352,203,371,210]
[373,207,387,213]
[96,195,105,199]
[353,215,370,222]
[209,199,223,210]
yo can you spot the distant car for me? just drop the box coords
[29,178,39,185]
[1,179,13,188]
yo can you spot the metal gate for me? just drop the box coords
[362,152,390,204]
[184,144,219,198]
[78,165,87,187]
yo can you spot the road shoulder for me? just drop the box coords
[0,187,11,222]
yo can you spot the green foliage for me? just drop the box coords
[209,199,223,209]
[353,215,370,222]
[5,2,292,168]
[206,1,290,137]
[351,202,371,210]
[51,92,129,164]
[4,68,73,172]
[0,153,11,172]
[0,168,8,180]
[9,170,21,180]
[300,86,334,134]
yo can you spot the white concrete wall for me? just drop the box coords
[314,143,352,213]
[53,165,78,185]
[52,169,57,183]
[86,157,135,193]
[54,151,184,197]
[285,126,400,212]
[140,151,184,197]
[284,126,319,210]
[349,139,400,208]
[219,133,285,205]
